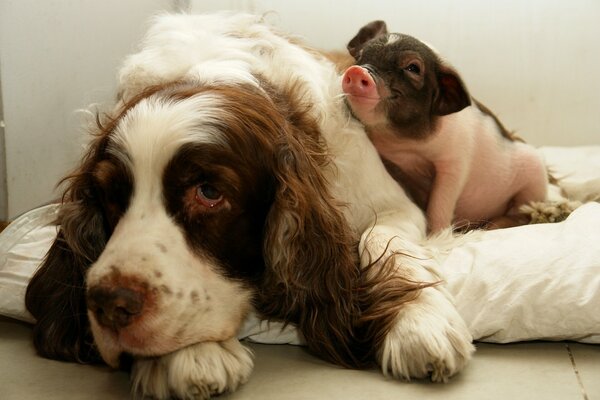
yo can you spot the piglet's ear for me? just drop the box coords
[434,64,471,116]
[347,20,388,59]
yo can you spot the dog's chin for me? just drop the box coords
[88,313,189,368]
[92,329,189,368]
[92,330,126,368]
[117,352,135,371]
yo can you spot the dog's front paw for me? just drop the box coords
[131,338,254,399]
[378,287,474,383]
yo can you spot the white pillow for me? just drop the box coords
[441,202,600,343]
[0,204,59,323]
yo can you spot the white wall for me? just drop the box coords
[0,84,6,219]
[1,0,599,218]
[0,0,176,219]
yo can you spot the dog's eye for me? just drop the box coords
[405,63,421,74]
[195,183,224,208]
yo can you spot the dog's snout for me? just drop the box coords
[87,286,145,329]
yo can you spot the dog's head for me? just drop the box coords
[26,80,363,368]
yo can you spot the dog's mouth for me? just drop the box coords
[92,333,186,368]
[88,307,244,368]
[88,310,182,367]
[117,352,135,371]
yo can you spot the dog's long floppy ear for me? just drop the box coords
[347,20,388,59]
[260,133,366,368]
[25,139,109,364]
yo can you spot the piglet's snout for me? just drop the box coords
[342,65,377,98]
[87,285,145,330]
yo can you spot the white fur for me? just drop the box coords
[113,12,473,398]
[387,34,401,45]
[131,338,254,399]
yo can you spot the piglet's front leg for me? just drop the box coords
[426,162,469,234]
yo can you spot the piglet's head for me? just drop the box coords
[342,20,471,139]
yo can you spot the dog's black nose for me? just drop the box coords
[87,286,145,329]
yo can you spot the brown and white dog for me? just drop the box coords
[25,13,473,399]
[342,21,549,233]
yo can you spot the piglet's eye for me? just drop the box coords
[405,63,421,74]
[195,183,224,208]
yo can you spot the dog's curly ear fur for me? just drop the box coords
[25,136,110,364]
[25,205,105,363]
[260,133,365,367]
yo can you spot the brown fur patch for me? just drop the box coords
[190,290,200,303]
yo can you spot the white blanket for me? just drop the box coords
[443,202,600,343]
[1,146,599,345]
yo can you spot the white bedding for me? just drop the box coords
[442,201,600,343]
[1,146,599,345]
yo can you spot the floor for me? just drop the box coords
[1,317,597,400]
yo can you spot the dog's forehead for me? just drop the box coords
[107,92,229,175]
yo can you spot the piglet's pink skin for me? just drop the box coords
[342,42,548,233]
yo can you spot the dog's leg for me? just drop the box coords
[360,223,474,382]
[377,284,474,382]
[131,338,254,399]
